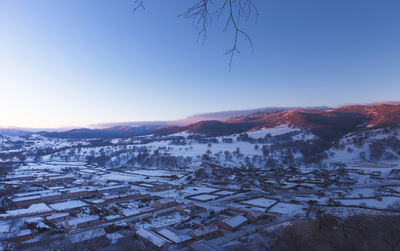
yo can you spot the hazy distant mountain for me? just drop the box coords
[38,125,161,139]
[91,106,332,128]
[179,106,331,124]
[0,128,32,137]
[89,121,170,129]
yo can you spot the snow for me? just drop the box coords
[100,172,144,183]
[247,125,299,138]
[46,213,69,221]
[136,228,172,248]
[191,194,219,201]
[157,228,192,243]
[14,190,57,197]
[12,195,41,202]
[242,198,277,208]
[214,190,234,196]
[222,215,247,228]
[337,196,400,210]
[181,186,219,196]
[268,202,305,216]
[12,192,60,202]
[67,215,99,226]
[0,203,53,218]
[129,169,184,178]
[121,208,141,217]
[264,221,293,232]
[49,200,88,211]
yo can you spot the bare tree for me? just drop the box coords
[134,0,259,70]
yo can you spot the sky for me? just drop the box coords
[0,0,399,128]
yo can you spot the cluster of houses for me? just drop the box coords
[2,161,392,250]
[0,168,280,250]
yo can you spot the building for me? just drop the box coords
[65,215,100,230]
[156,227,192,244]
[97,184,130,194]
[1,229,33,243]
[49,200,88,213]
[0,203,55,219]
[136,228,172,249]
[12,191,61,207]
[45,212,69,223]
[217,215,247,231]
[153,198,177,210]
[188,225,223,240]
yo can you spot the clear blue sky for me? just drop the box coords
[0,0,399,128]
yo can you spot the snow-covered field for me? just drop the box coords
[337,196,400,210]
[246,125,300,138]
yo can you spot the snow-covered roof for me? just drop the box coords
[157,228,192,244]
[61,187,96,193]
[14,190,57,197]
[0,203,53,218]
[46,213,69,221]
[67,215,99,226]
[97,184,130,192]
[12,192,60,202]
[121,208,140,217]
[12,195,41,202]
[49,200,88,211]
[136,228,171,248]
[221,215,247,228]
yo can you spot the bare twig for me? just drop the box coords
[184,0,258,70]
[135,0,258,70]
[133,0,145,12]
[180,0,213,45]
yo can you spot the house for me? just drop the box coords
[0,203,55,219]
[227,208,271,224]
[97,184,130,194]
[136,228,172,249]
[156,227,192,244]
[188,225,223,240]
[217,215,247,231]
[46,212,69,223]
[5,174,34,181]
[119,208,142,218]
[12,191,61,207]
[2,229,33,243]
[245,210,272,223]
[49,200,88,212]
[62,187,97,198]
[48,175,75,184]
[65,215,100,230]
[153,198,177,210]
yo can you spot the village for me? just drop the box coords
[1,158,400,250]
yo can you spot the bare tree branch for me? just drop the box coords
[133,0,258,71]
[133,0,145,12]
